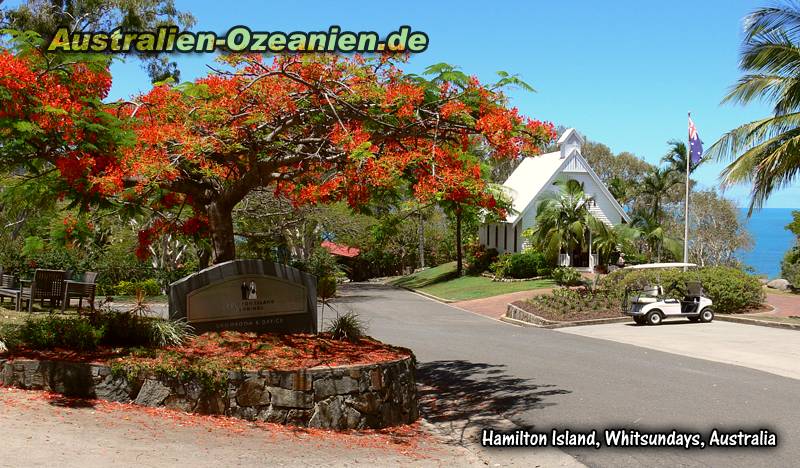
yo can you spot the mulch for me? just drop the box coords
[2,331,413,371]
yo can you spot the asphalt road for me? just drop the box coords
[334,283,800,468]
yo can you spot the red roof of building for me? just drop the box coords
[321,240,360,258]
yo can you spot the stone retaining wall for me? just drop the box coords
[0,356,418,430]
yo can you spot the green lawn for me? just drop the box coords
[389,261,555,301]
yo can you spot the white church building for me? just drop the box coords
[478,128,630,270]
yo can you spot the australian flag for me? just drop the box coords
[688,115,703,165]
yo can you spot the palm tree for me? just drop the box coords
[588,216,641,266]
[639,167,680,221]
[707,3,800,213]
[607,176,631,206]
[630,211,683,262]
[661,140,700,174]
[527,179,592,262]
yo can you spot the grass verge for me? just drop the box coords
[389,262,555,302]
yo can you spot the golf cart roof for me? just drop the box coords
[627,262,698,270]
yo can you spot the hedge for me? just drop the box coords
[490,250,550,279]
[601,266,764,314]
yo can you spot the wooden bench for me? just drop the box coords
[19,269,66,312]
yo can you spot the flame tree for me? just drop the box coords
[1,37,555,266]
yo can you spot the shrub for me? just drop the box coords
[111,278,161,296]
[601,266,764,314]
[781,246,800,287]
[527,287,623,317]
[304,248,341,278]
[490,250,549,279]
[326,312,366,342]
[0,324,21,351]
[96,312,194,347]
[96,311,147,346]
[465,243,498,275]
[552,266,583,286]
[146,318,194,347]
[509,250,548,278]
[489,254,512,278]
[18,316,105,351]
[317,275,337,300]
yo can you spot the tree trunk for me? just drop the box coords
[455,207,463,276]
[207,201,236,264]
[197,243,211,270]
[418,209,426,269]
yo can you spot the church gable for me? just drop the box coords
[492,127,630,232]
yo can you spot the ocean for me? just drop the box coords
[738,208,797,278]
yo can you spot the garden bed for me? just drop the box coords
[511,299,624,322]
[0,331,418,430]
[503,303,629,328]
[511,287,625,322]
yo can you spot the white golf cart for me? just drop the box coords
[623,262,714,326]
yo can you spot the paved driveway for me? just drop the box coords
[336,283,800,468]
[558,320,800,380]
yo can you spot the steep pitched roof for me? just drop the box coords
[557,127,584,146]
[501,150,566,223]
[501,148,631,225]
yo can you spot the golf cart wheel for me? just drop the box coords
[646,310,663,326]
[699,307,714,323]
[633,316,646,325]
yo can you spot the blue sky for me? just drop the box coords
[78,0,797,208]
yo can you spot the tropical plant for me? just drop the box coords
[465,243,499,275]
[607,176,632,206]
[17,315,105,351]
[146,318,194,347]
[490,250,548,279]
[326,312,366,342]
[707,2,800,212]
[526,287,623,318]
[551,266,583,286]
[588,217,641,266]
[630,211,683,262]
[781,210,800,285]
[527,179,593,261]
[639,167,680,221]
[661,140,700,175]
[1,39,556,266]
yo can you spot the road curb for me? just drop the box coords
[716,314,800,331]
[394,286,456,303]
[503,302,631,328]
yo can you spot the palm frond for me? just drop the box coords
[706,112,800,162]
[738,30,800,77]
[743,3,800,41]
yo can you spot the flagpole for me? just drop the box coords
[683,112,691,272]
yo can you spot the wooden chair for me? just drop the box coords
[61,271,99,313]
[0,272,20,306]
[19,269,66,312]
